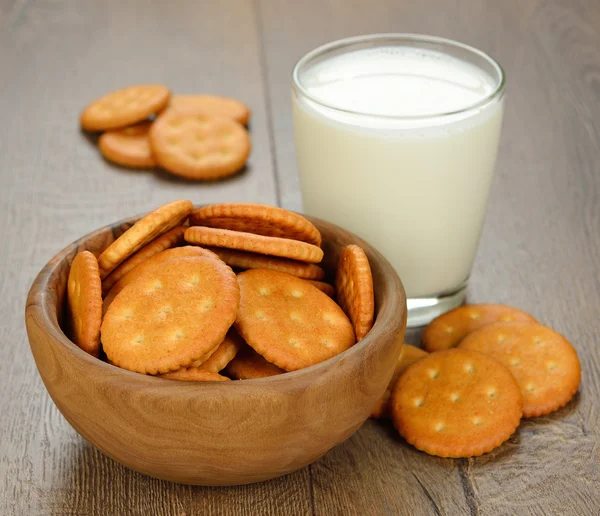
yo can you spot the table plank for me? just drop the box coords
[0,1,311,515]
[257,0,600,514]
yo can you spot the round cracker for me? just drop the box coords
[98,121,156,168]
[101,255,240,374]
[306,280,335,298]
[191,329,244,371]
[159,369,230,382]
[149,113,250,180]
[225,345,285,379]
[190,203,322,246]
[97,199,193,278]
[371,344,428,419]
[67,251,102,357]
[391,349,523,458]
[80,85,170,132]
[102,226,185,295]
[185,226,323,264]
[167,94,251,125]
[459,322,581,418]
[235,270,355,371]
[336,245,374,341]
[103,246,220,313]
[422,304,537,352]
[206,247,324,280]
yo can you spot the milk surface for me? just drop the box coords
[293,45,504,297]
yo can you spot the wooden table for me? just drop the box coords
[1,0,599,514]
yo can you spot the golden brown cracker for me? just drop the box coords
[235,270,355,371]
[149,113,250,180]
[336,245,374,341]
[459,322,581,417]
[185,226,323,264]
[190,203,322,246]
[167,95,251,125]
[101,255,239,374]
[80,85,170,132]
[67,251,103,357]
[97,199,193,278]
[390,349,523,458]
[191,329,244,371]
[422,304,536,352]
[225,346,285,379]
[98,121,156,168]
[206,247,325,279]
[306,280,335,298]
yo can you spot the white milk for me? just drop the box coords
[293,44,504,299]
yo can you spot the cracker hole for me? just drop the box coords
[464,363,475,373]
[289,312,301,322]
[488,388,497,398]
[258,287,270,296]
[158,306,172,316]
[321,338,332,348]
[534,337,543,345]
[121,310,133,320]
[201,299,213,311]
[167,137,179,146]
[547,362,557,371]
[188,275,200,286]
[133,335,144,344]
[255,311,265,320]
[473,416,482,426]
[169,119,182,128]
[323,313,334,323]
[450,393,460,402]
[414,398,424,408]
[150,280,163,291]
[526,384,535,392]
[444,326,454,334]
[174,330,184,340]
[428,369,439,379]
[434,422,445,432]
[500,315,515,322]
[497,334,507,343]
[510,357,521,366]
[288,338,299,348]
[219,149,231,157]
[291,290,304,298]
[469,312,481,320]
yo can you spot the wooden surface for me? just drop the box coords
[25,214,405,486]
[1,0,599,514]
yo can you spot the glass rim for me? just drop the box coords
[292,33,506,121]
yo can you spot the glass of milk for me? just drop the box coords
[292,34,505,327]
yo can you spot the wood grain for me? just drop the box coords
[1,0,599,513]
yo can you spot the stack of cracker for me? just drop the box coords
[66,201,375,382]
[80,85,251,180]
[373,304,581,458]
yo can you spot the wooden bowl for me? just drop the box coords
[25,211,406,486]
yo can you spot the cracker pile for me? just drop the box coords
[65,200,582,460]
[66,201,375,381]
[373,304,582,458]
[80,86,251,180]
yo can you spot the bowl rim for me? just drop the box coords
[26,209,406,389]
